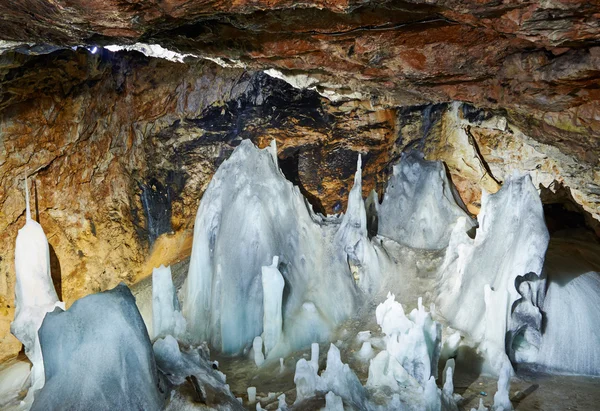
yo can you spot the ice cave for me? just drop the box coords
[0,2,599,411]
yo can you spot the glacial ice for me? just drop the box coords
[378,151,474,250]
[152,265,187,339]
[437,175,549,370]
[184,139,359,355]
[11,178,64,403]
[31,284,164,410]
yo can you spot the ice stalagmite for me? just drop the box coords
[437,175,549,370]
[11,178,64,403]
[293,295,455,410]
[31,284,164,411]
[152,265,186,339]
[261,256,284,357]
[184,140,358,355]
[336,154,381,293]
[378,152,474,250]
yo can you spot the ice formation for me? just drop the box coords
[10,178,64,403]
[520,236,600,375]
[378,151,474,250]
[492,361,513,410]
[152,265,186,339]
[31,284,164,411]
[437,175,549,370]
[293,294,456,410]
[261,256,284,357]
[153,335,243,410]
[184,140,359,355]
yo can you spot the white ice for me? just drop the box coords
[293,295,456,410]
[152,265,186,340]
[378,151,474,250]
[11,178,64,405]
[437,175,549,371]
[261,256,284,357]
[492,361,513,410]
[184,140,359,355]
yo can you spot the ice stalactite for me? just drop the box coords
[183,139,359,355]
[261,256,284,358]
[10,177,64,405]
[437,175,549,371]
[31,284,164,411]
[377,151,475,250]
[152,265,186,340]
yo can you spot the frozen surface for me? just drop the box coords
[527,236,600,375]
[492,362,513,410]
[292,294,456,411]
[0,358,30,409]
[261,257,284,357]
[378,151,474,250]
[153,335,243,410]
[437,175,549,370]
[10,179,64,403]
[31,284,164,411]
[184,140,358,355]
[153,264,187,339]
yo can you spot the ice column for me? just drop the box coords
[152,265,186,339]
[10,177,64,402]
[261,256,284,357]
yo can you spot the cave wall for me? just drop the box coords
[0,45,598,362]
[0,49,398,360]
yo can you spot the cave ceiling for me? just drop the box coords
[0,1,599,165]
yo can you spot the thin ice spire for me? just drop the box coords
[25,176,31,221]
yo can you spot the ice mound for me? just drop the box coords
[437,175,549,369]
[153,265,186,339]
[378,151,474,250]
[10,179,64,403]
[293,294,457,411]
[153,335,243,410]
[184,140,359,355]
[533,237,600,375]
[370,293,441,387]
[31,284,165,411]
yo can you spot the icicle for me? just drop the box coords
[11,177,64,407]
[25,176,31,221]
